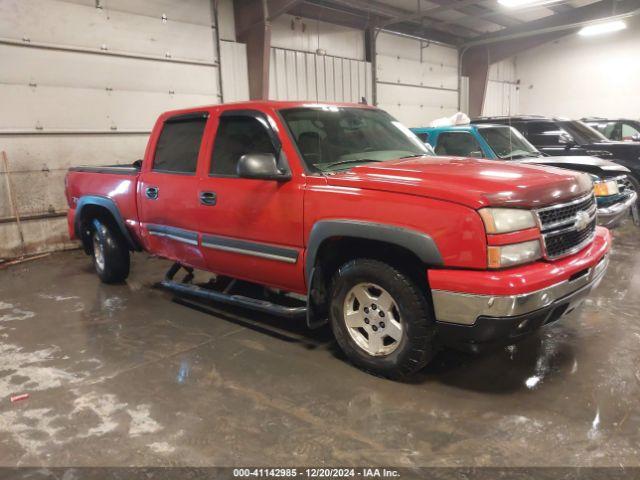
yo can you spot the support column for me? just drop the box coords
[461,46,489,118]
[234,0,272,100]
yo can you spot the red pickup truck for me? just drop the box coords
[65,101,611,378]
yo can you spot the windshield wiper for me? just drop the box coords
[399,154,425,159]
[321,158,384,170]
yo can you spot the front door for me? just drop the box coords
[138,112,209,269]
[197,109,306,293]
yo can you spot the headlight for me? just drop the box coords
[593,179,619,196]
[488,240,542,269]
[479,208,537,234]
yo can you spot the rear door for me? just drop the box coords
[138,112,209,269]
[196,108,306,293]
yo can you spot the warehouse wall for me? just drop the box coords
[516,25,640,118]
[483,58,519,117]
[268,14,371,103]
[0,0,224,260]
[375,32,459,127]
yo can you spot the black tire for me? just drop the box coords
[90,218,130,284]
[329,258,436,379]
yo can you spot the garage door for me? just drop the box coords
[375,31,459,127]
[0,0,221,259]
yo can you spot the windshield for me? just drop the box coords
[478,126,541,159]
[279,106,431,172]
[558,120,608,144]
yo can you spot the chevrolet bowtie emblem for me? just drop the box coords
[575,210,590,231]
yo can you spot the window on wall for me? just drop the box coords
[435,132,484,158]
[153,116,207,173]
[210,116,277,176]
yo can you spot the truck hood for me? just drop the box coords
[517,155,629,176]
[326,156,593,209]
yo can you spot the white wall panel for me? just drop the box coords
[63,0,215,26]
[483,58,519,117]
[0,84,215,131]
[377,83,459,128]
[0,45,218,95]
[483,81,519,117]
[271,14,364,61]
[217,0,236,41]
[0,0,216,62]
[375,32,459,126]
[516,25,640,117]
[220,40,249,102]
[1,135,149,172]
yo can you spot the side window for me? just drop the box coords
[621,122,640,141]
[153,116,207,173]
[592,122,619,140]
[210,116,277,176]
[527,122,570,146]
[415,132,430,143]
[435,132,484,158]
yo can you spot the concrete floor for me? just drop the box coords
[0,221,639,469]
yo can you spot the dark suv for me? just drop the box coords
[472,115,640,217]
[582,118,640,143]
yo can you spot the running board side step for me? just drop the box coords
[160,279,308,319]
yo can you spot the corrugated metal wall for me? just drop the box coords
[0,0,224,260]
[269,47,372,103]
[268,14,371,103]
[483,58,519,117]
[375,31,459,127]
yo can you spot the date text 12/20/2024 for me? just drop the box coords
[233,468,401,478]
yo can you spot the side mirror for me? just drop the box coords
[237,153,291,181]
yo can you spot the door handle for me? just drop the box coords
[145,186,159,200]
[199,191,217,206]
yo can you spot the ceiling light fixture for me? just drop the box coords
[578,20,627,36]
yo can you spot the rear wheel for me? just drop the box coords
[90,218,130,283]
[329,258,436,379]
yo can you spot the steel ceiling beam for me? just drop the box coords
[462,0,640,47]
[426,0,524,29]
[378,0,485,29]
[321,0,482,38]
[295,0,472,43]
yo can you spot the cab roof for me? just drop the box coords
[160,100,377,119]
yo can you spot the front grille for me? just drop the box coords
[535,193,597,260]
[544,219,596,258]
[537,195,595,229]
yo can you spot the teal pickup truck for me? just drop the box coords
[411,124,638,228]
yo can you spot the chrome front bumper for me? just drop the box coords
[597,191,637,228]
[432,254,609,326]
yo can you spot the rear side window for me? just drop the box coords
[210,116,276,176]
[153,115,207,173]
[435,132,484,158]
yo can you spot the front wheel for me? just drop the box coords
[329,258,436,379]
[91,218,130,284]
